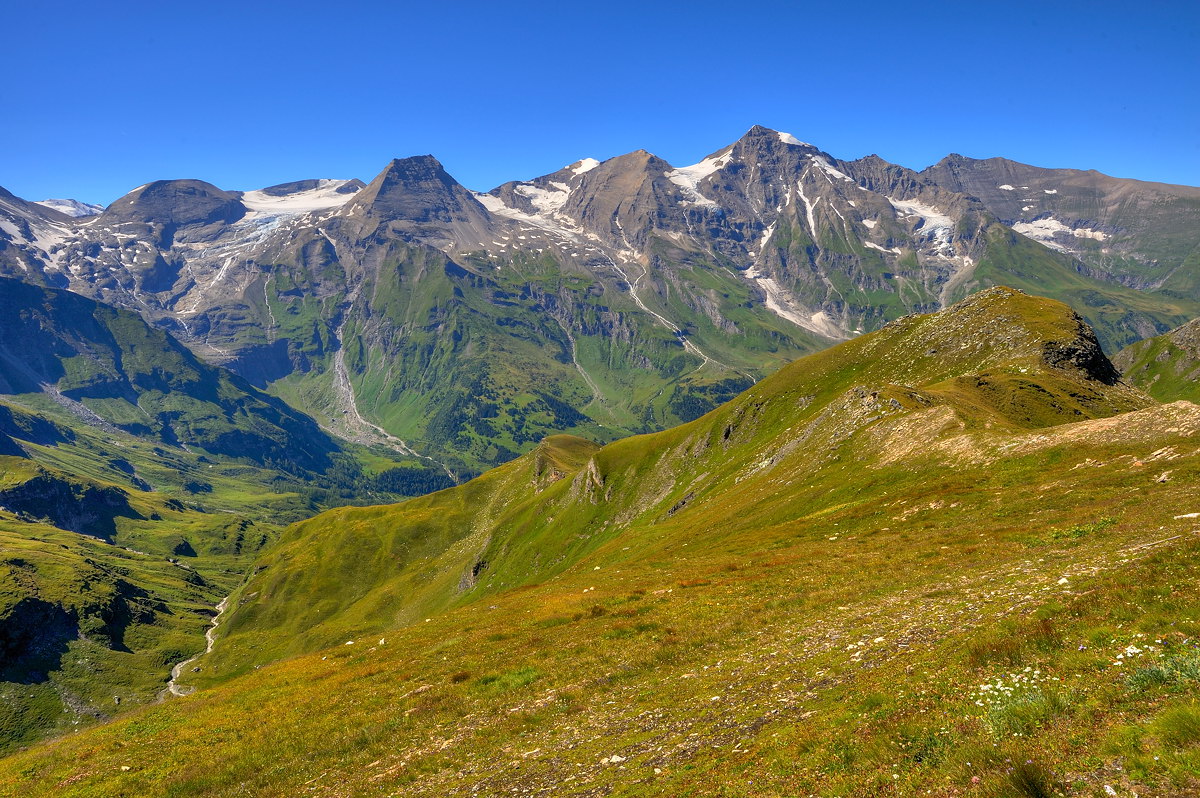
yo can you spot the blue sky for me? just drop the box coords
[4,0,1198,204]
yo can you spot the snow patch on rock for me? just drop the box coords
[515,182,572,215]
[666,150,731,208]
[743,265,846,339]
[570,158,600,176]
[813,157,855,183]
[474,192,585,246]
[1012,217,1109,243]
[888,197,954,253]
[777,131,811,147]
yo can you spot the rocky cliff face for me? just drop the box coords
[0,465,136,538]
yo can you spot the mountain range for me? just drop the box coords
[3,126,1198,474]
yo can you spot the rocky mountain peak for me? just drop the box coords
[930,153,970,169]
[100,179,247,227]
[351,156,481,221]
[721,125,824,164]
[344,156,495,248]
[839,154,932,197]
[739,124,816,148]
[604,149,670,173]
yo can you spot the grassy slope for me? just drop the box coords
[6,290,1200,795]
[190,287,1147,679]
[200,434,600,675]
[1114,319,1200,404]
[0,367,420,749]
[6,417,1199,797]
[0,405,290,753]
[0,516,228,753]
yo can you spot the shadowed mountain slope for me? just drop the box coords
[0,277,339,475]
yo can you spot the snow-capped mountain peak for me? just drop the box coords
[35,198,103,218]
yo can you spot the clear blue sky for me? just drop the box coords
[4,0,1198,205]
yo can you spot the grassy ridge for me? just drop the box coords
[182,288,1151,683]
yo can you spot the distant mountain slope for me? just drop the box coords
[923,155,1200,295]
[1114,316,1200,402]
[485,126,1195,350]
[0,277,339,475]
